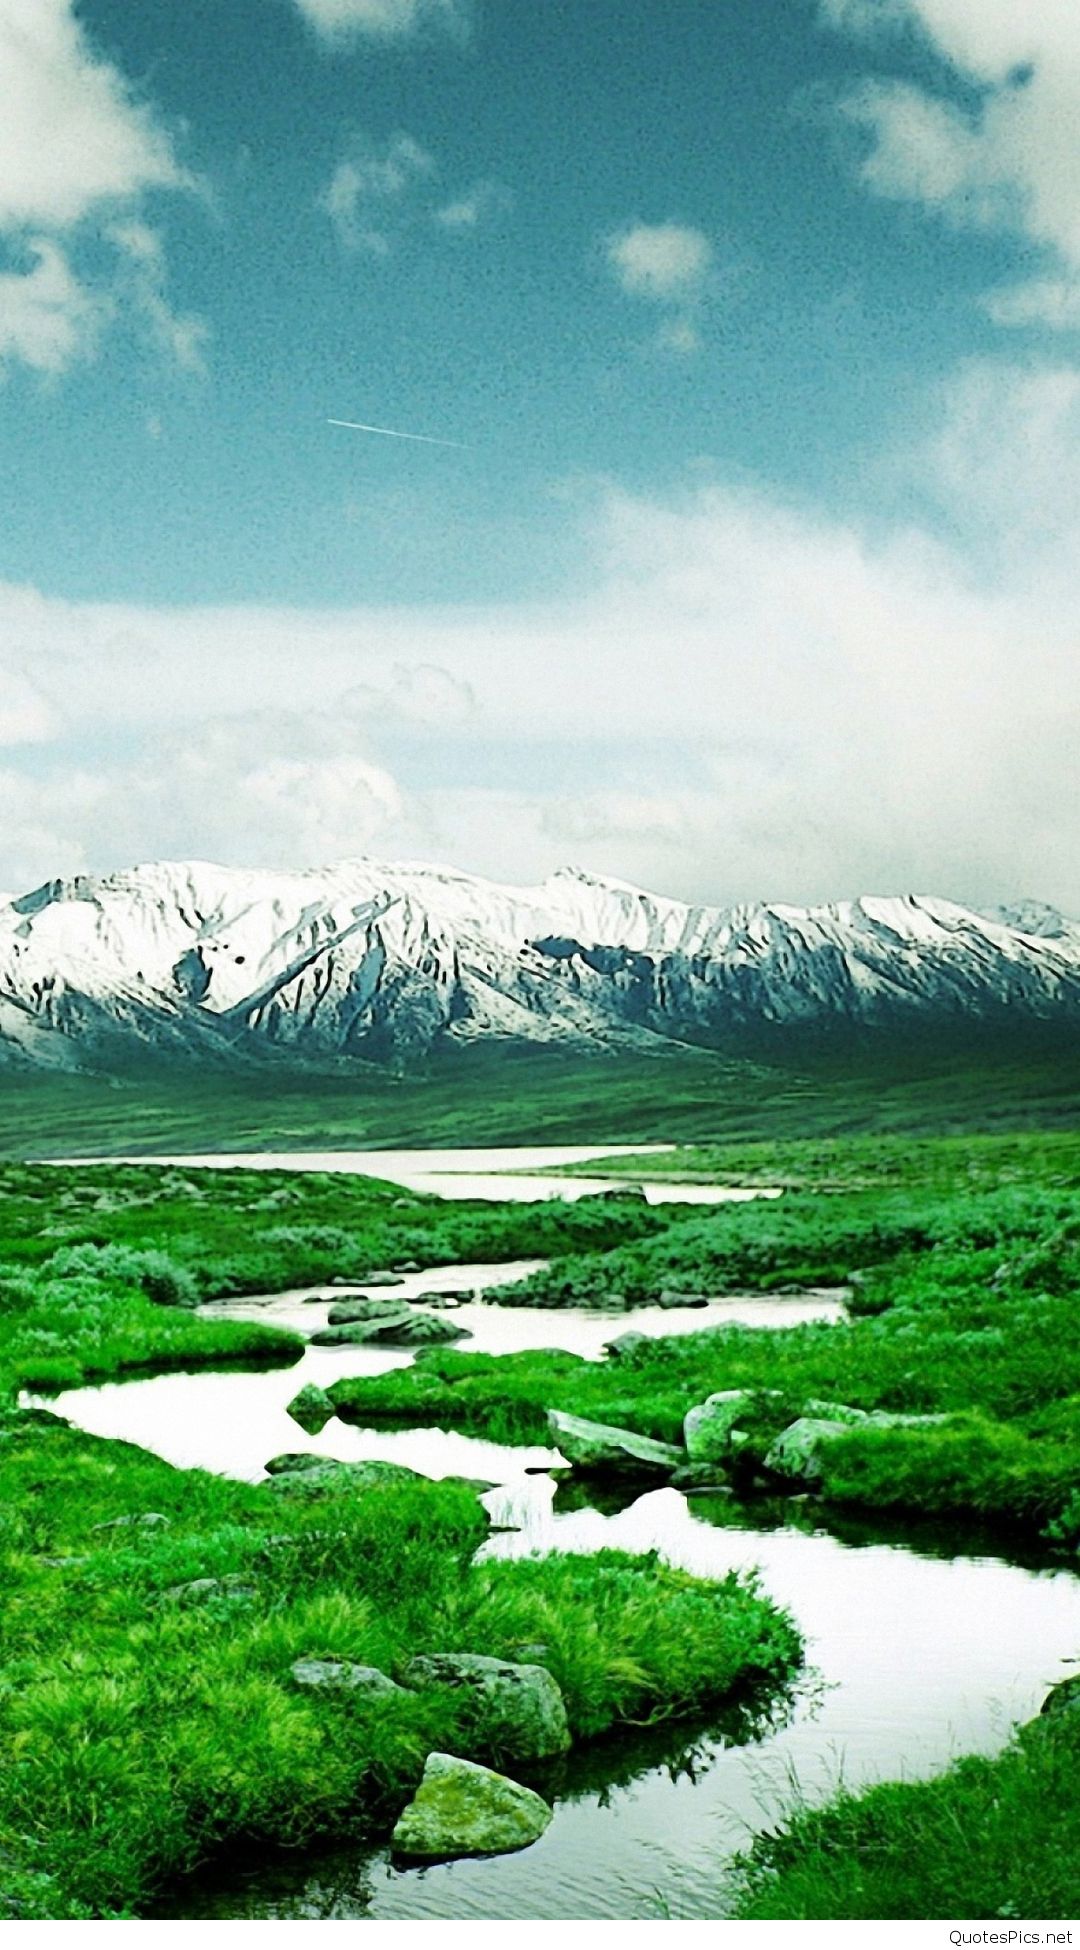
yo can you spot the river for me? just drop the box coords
[36,1251,1080,1922]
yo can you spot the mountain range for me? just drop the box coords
[1,857,1079,1076]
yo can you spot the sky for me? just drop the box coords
[2,0,1080,908]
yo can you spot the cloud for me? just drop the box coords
[607,221,713,299]
[434,179,513,230]
[6,355,1080,907]
[820,0,1080,327]
[605,221,714,356]
[0,238,107,375]
[290,0,468,41]
[0,0,183,229]
[0,0,201,375]
[321,133,436,251]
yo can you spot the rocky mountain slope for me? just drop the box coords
[1,857,1078,1074]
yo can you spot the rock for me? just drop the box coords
[265,1459,423,1495]
[656,1289,709,1309]
[301,1292,333,1304]
[161,1575,256,1605]
[547,1409,683,1480]
[327,1295,419,1326]
[392,1752,553,1860]
[603,1331,649,1361]
[763,1417,854,1484]
[310,1313,413,1346]
[670,1463,735,1493]
[361,1271,408,1287]
[411,1292,462,1310]
[366,1313,471,1347]
[683,1391,760,1462]
[92,1511,171,1532]
[286,1383,336,1433]
[392,1261,422,1273]
[264,1452,331,1475]
[291,1659,404,1696]
[800,1399,870,1426]
[403,1652,570,1765]
[1040,1674,1080,1718]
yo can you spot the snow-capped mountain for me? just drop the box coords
[1,857,1079,1074]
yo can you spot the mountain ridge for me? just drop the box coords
[2,856,1079,1076]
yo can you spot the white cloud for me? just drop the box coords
[0,0,201,375]
[0,0,183,229]
[606,221,714,357]
[290,0,467,41]
[108,223,210,373]
[821,0,1080,325]
[0,239,107,374]
[6,357,1080,907]
[0,667,56,744]
[321,133,436,251]
[434,179,513,230]
[607,221,713,299]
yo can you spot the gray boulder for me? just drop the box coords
[291,1659,404,1697]
[763,1417,853,1484]
[403,1651,570,1765]
[310,1312,412,1346]
[1041,1674,1080,1718]
[547,1409,683,1479]
[327,1295,422,1326]
[367,1313,471,1347]
[603,1331,649,1361]
[264,1452,330,1475]
[92,1511,171,1532]
[161,1574,256,1606]
[392,1752,552,1860]
[683,1391,760,1462]
[286,1383,336,1433]
[801,1399,870,1426]
[656,1289,709,1309]
[265,1459,423,1495]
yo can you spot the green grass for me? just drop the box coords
[0,1157,802,1919]
[4,1111,1080,1918]
[0,1417,799,1919]
[332,1177,1080,1542]
[732,1706,1080,1920]
[4,1025,1080,1159]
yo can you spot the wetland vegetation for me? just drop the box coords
[2,1119,1079,1920]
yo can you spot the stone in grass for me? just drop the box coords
[683,1392,761,1463]
[547,1409,683,1481]
[603,1330,649,1361]
[763,1417,855,1485]
[310,1313,413,1346]
[392,1752,553,1861]
[265,1458,424,1495]
[291,1659,405,1697]
[286,1383,336,1433]
[367,1313,471,1347]
[92,1511,171,1532]
[403,1652,570,1766]
[326,1295,419,1326]
[161,1574,256,1606]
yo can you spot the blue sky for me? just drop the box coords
[2,0,1080,905]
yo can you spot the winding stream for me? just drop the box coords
[39,1255,1080,1922]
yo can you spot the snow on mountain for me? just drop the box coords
[1,857,1079,1074]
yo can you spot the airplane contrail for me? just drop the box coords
[327,417,467,449]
